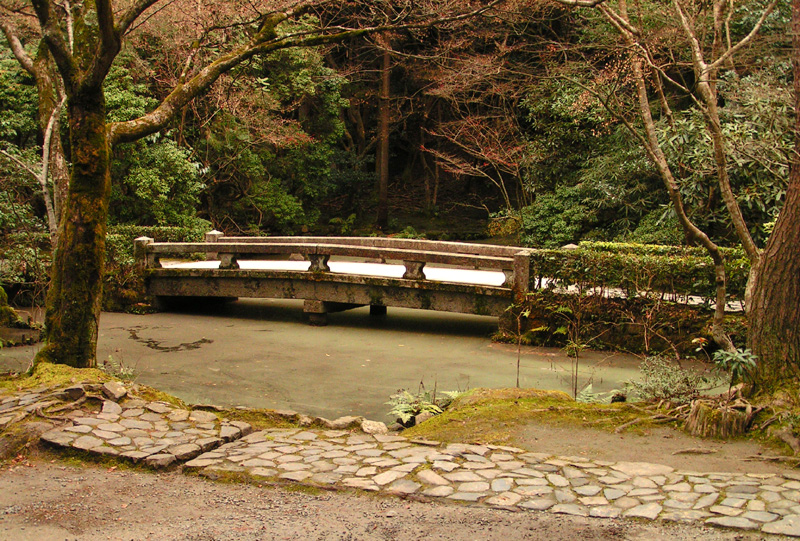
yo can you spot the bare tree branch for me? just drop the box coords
[110,0,509,145]
[116,0,162,35]
[710,0,780,70]
[29,0,74,86]
[0,20,36,75]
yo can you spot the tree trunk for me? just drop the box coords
[33,45,69,235]
[35,88,111,368]
[684,401,753,438]
[376,37,391,230]
[627,55,733,352]
[747,0,800,389]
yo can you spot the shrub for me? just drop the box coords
[628,355,723,404]
[386,389,462,427]
[103,224,209,310]
[527,242,749,303]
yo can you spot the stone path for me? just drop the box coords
[3,383,800,537]
[184,428,800,537]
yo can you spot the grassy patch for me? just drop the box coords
[219,408,303,430]
[402,387,661,445]
[0,362,112,393]
[134,387,187,408]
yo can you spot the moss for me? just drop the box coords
[0,422,51,463]
[0,288,30,330]
[0,363,186,410]
[280,482,325,495]
[402,387,656,444]
[220,408,317,430]
[0,362,111,393]
[49,447,143,471]
[135,387,187,408]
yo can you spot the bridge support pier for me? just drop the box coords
[304,300,366,326]
[369,305,387,317]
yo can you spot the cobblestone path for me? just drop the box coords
[3,383,799,537]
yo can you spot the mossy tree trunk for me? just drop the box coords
[747,0,800,390]
[36,89,111,368]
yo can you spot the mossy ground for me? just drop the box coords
[221,408,308,430]
[402,387,663,446]
[0,362,111,393]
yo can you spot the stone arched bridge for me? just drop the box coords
[135,232,532,325]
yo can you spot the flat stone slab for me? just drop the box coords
[611,462,674,477]
[41,400,249,468]
[763,515,800,537]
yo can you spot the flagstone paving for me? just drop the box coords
[40,397,252,469]
[5,383,800,537]
[183,427,800,537]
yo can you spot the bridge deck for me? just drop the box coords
[136,233,531,325]
[163,259,507,287]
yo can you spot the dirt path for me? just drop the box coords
[0,459,774,541]
[515,424,787,475]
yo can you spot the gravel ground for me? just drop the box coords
[0,460,779,541]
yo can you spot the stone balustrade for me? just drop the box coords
[133,232,531,325]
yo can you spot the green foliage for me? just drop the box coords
[0,230,50,305]
[0,54,50,302]
[521,75,665,246]
[386,390,443,425]
[629,355,723,404]
[0,189,47,234]
[522,73,610,193]
[328,213,357,235]
[619,208,684,245]
[520,188,593,248]
[0,51,38,144]
[386,388,463,426]
[104,54,157,123]
[199,31,362,235]
[527,242,749,302]
[713,348,757,385]
[104,57,206,228]
[111,134,206,227]
[658,70,792,245]
[517,291,724,357]
[0,49,52,245]
[99,355,137,381]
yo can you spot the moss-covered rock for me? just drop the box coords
[0,288,40,346]
[0,287,19,326]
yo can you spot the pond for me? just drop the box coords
[1,299,652,423]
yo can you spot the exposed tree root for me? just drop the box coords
[775,426,800,455]
[672,448,718,455]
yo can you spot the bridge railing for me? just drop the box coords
[134,231,532,298]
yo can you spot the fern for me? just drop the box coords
[386,388,461,426]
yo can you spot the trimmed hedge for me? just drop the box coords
[529,242,750,303]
